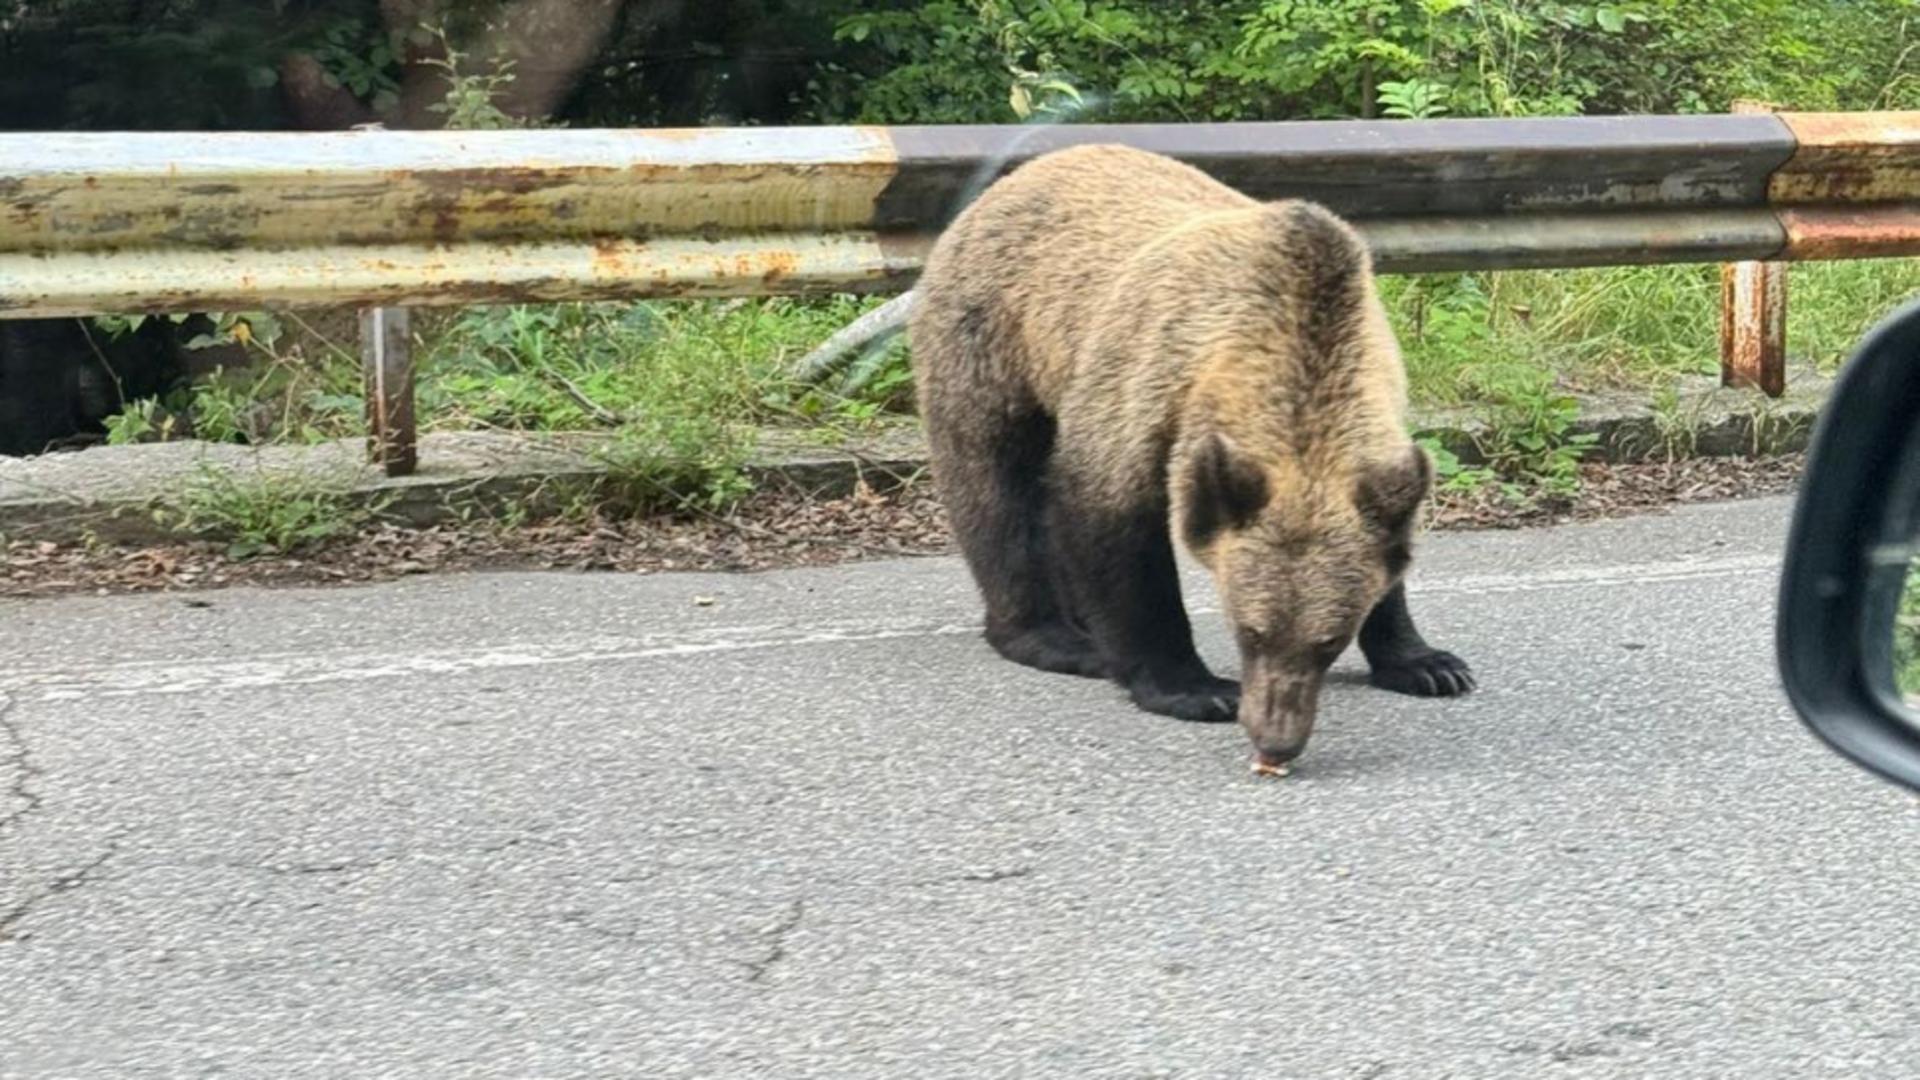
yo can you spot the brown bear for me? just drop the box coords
[907,142,1473,770]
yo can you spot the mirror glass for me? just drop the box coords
[1872,410,1920,715]
[1877,446,1920,711]
[1896,557,1920,706]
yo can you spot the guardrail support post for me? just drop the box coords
[359,306,418,477]
[1720,259,1786,397]
[1720,100,1787,398]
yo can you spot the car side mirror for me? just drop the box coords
[1778,296,1920,793]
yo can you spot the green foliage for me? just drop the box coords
[835,339,918,422]
[113,296,909,474]
[591,416,757,515]
[1387,259,1920,410]
[0,0,379,130]
[1386,265,1722,400]
[421,23,531,130]
[311,15,405,112]
[1377,77,1450,119]
[93,310,282,353]
[1634,0,1920,113]
[420,298,879,433]
[104,398,183,447]
[195,312,285,352]
[811,0,1920,124]
[1787,260,1920,372]
[780,332,918,427]
[9,0,1920,132]
[1384,273,1598,498]
[97,317,359,447]
[1648,381,1700,461]
[1415,435,1495,493]
[417,297,911,512]
[154,463,374,559]
[185,360,360,446]
[814,2,1258,123]
[1468,364,1599,498]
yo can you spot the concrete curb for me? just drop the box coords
[1418,371,1828,467]
[0,375,1824,545]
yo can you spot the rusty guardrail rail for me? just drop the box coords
[2,112,1916,471]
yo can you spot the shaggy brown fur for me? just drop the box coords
[909,143,1473,767]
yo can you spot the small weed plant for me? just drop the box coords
[422,23,532,131]
[104,398,183,446]
[155,463,376,559]
[1467,363,1599,499]
[590,416,757,516]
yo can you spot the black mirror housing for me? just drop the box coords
[1779,296,1920,793]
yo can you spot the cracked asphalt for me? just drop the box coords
[5,495,1920,1078]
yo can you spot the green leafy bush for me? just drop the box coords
[811,1,1920,125]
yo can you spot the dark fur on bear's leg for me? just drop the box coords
[1049,495,1239,723]
[984,459,1111,680]
[986,621,1108,678]
[926,399,1112,681]
[1360,582,1475,697]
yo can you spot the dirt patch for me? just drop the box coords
[2,455,1804,599]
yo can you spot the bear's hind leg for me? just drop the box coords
[1359,582,1475,696]
[930,404,1106,680]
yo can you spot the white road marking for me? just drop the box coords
[0,554,1778,702]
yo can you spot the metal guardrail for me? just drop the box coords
[1,111,1916,470]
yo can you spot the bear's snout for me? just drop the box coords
[1240,661,1322,767]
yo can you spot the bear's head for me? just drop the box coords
[1176,432,1432,769]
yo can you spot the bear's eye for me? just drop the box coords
[1310,635,1350,665]
[1236,625,1265,650]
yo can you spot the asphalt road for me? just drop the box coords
[4,495,1919,1079]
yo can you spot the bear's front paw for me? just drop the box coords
[1128,671,1241,723]
[1370,648,1475,697]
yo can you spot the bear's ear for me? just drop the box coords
[1355,443,1432,539]
[1183,432,1269,550]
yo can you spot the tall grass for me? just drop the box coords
[416,295,891,432]
[1387,259,1920,405]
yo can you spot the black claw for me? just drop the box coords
[1371,648,1475,699]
